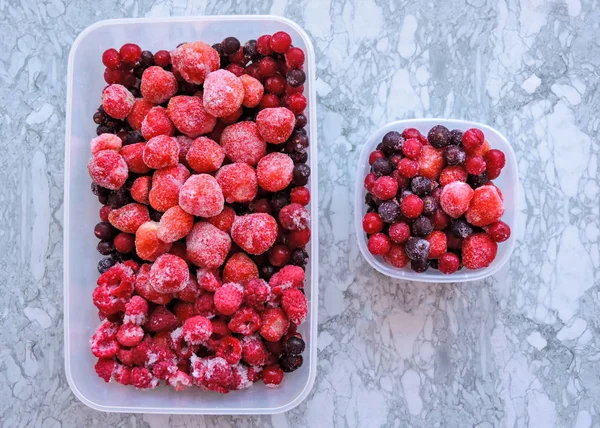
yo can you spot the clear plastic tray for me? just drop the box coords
[354,119,518,283]
[63,15,318,414]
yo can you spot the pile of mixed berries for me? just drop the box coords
[362,125,511,274]
[88,32,312,393]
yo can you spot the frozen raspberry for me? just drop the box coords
[465,138,490,157]
[172,301,196,322]
[210,318,231,340]
[173,274,200,303]
[124,295,149,325]
[290,187,310,206]
[486,220,511,242]
[269,265,304,296]
[462,128,484,152]
[216,336,243,365]
[402,138,423,160]
[102,84,134,119]
[186,222,231,269]
[149,164,190,212]
[135,221,172,262]
[462,233,498,269]
[400,194,424,219]
[182,315,213,345]
[262,364,284,388]
[176,135,194,165]
[465,185,504,227]
[372,176,399,200]
[166,95,216,138]
[439,252,460,274]
[90,320,119,358]
[439,165,468,186]
[259,308,290,342]
[285,228,311,249]
[244,278,270,307]
[484,149,506,179]
[383,243,409,267]
[397,158,419,178]
[367,233,391,255]
[178,174,224,218]
[281,288,307,325]
[231,364,255,390]
[202,69,244,117]
[186,136,225,173]
[140,66,178,104]
[223,253,259,284]
[149,254,189,293]
[145,305,180,333]
[239,335,268,367]
[131,367,157,389]
[88,150,128,190]
[113,232,135,254]
[191,356,233,393]
[95,263,134,302]
[220,121,267,166]
[127,98,154,131]
[113,365,132,385]
[231,213,278,255]
[207,205,235,233]
[108,203,150,233]
[167,370,192,391]
[220,108,244,125]
[215,163,258,203]
[95,358,116,382]
[440,182,474,218]
[418,145,445,180]
[91,133,122,155]
[214,283,244,316]
[171,42,220,84]
[278,203,310,231]
[152,359,177,380]
[228,306,262,336]
[120,143,151,174]
[256,107,295,144]
[256,152,294,192]
[117,323,144,347]
[143,135,179,169]
[426,230,447,258]
[239,75,264,109]
[157,206,194,243]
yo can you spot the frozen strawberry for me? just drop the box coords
[88,150,128,190]
[462,233,498,269]
[128,177,151,206]
[269,265,304,296]
[231,213,278,255]
[183,315,213,345]
[120,143,151,174]
[220,121,267,166]
[167,370,192,391]
[217,336,243,365]
[281,288,307,325]
[383,243,409,268]
[157,206,194,243]
[141,106,175,140]
[116,323,144,347]
[143,135,179,169]
[135,221,172,261]
[418,145,445,180]
[123,295,149,325]
[241,334,268,366]
[439,166,468,186]
[186,136,225,173]
[255,107,295,144]
[108,203,150,233]
[173,274,200,303]
[167,95,217,138]
[171,42,220,84]
[197,268,223,292]
[259,308,290,342]
[131,367,158,389]
[220,107,243,125]
[140,66,178,104]
[278,203,310,231]
[191,356,233,393]
[186,222,231,269]
[239,74,264,108]
[94,357,116,382]
[203,69,244,117]
[206,206,235,233]
[127,98,154,131]
[90,320,119,358]
[102,84,135,119]
[149,254,189,293]
[214,283,244,316]
[440,182,474,218]
[222,253,259,284]
[256,152,294,192]
[243,278,270,308]
[91,133,122,155]
[149,164,190,212]
[426,230,447,258]
[145,305,180,333]
[179,174,224,217]
[215,163,258,203]
[465,185,504,226]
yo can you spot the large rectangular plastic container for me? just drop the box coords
[64,16,318,414]
[355,118,518,283]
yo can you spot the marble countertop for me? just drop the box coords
[2,0,599,427]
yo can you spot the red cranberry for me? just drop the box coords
[269,245,291,267]
[257,35,273,56]
[103,68,123,84]
[465,156,486,175]
[153,50,171,67]
[362,212,384,234]
[253,198,272,213]
[364,173,377,191]
[119,43,142,65]
[270,31,292,53]
[259,93,280,109]
[228,47,246,65]
[225,63,245,77]
[258,57,278,77]
[389,222,410,243]
[487,221,511,242]
[285,47,305,68]
[287,93,307,114]
[290,187,310,205]
[367,233,391,255]
[262,364,284,386]
[102,48,121,70]
[286,84,304,95]
[462,128,484,151]
[402,128,421,139]
[439,252,460,274]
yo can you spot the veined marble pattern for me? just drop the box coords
[1,0,598,427]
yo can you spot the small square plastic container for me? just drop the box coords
[63,16,318,414]
[355,119,518,283]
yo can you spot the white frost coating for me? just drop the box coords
[170,327,183,343]
[123,313,146,325]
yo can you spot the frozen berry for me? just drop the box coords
[462,128,485,151]
[411,216,434,237]
[372,176,398,200]
[220,121,267,166]
[284,336,305,355]
[367,233,391,255]
[108,203,150,233]
[140,66,178,104]
[102,84,134,120]
[444,145,466,166]
[270,31,292,53]
[269,265,304,296]
[102,48,121,69]
[149,164,190,212]
[387,222,408,243]
[214,283,244,316]
[383,243,409,267]
[91,133,122,155]
[411,259,429,273]
[88,150,128,190]
[432,209,451,230]
[427,125,450,148]
[179,174,224,217]
[243,278,270,308]
[186,222,231,269]
[171,42,220,84]
[363,212,384,234]
[405,237,430,260]
[381,131,404,154]
[142,135,178,169]
[222,253,259,284]
[185,136,225,173]
[141,106,175,140]
[292,163,311,186]
[400,194,424,219]
[467,171,489,188]
[256,107,295,144]
[448,129,463,146]
[439,166,468,187]
[422,195,439,216]
[260,308,290,342]
[153,49,171,67]
[418,145,445,180]
[465,185,504,227]
[207,205,236,233]
[484,149,506,179]
[166,95,216,138]
[402,138,423,159]
[465,155,486,175]
[282,288,307,325]
[439,252,460,274]
[462,233,497,269]
[487,220,511,242]
[157,206,194,243]
[411,176,434,196]
[269,244,291,267]
[286,69,306,88]
[257,152,294,192]
[396,158,417,178]
[120,143,151,174]
[119,43,142,65]
[237,74,264,108]
[216,163,258,203]
[135,221,172,261]
[369,150,385,165]
[440,182,474,218]
[279,203,310,231]
[262,364,284,388]
[203,69,244,117]
[182,315,213,345]
[426,230,447,258]
[449,219,473,239]
[378,200,401,223]
[231,213,278,255]
[149,253,189,294]
[286,228,310,249]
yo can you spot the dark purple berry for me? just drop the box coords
[140,50,154,67]
[411,176,434,196]
[365,193,378,208]
[125,130,144,145]
[222,37,241,55]
[449,129,463,146]
[429,258,439,270]
[98,257,115,273]
[107,188,131,208]
[411,216,434,237]
[468,172,489,188]
[93,111,107,124]
[259,264,275,280]
[289,248,309,267]
[94,222,114,240]
[399,189,413,200]
[289,151,308,164]
[422,195,438,216]
[381,131,404,154]
[378,200,400,223]
[149,209,163,222]
[427,125,451,148]
[96,125,113,135]
[279,354,303,372]
[286,69,306,87]
[371,158,393,177]
[243,39,259,60]
[98,193,109,204]
[133,65,144,78]
[97,240,114,255]
[449,219,473,238]
[411,259,429,273]
[271,192,290,215]
[293,164,310,186]
[444,145,466,166]
[284,336,305,355]
[405,237,430,260]
[295,114,307,128]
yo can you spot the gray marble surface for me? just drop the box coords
[2,0,599,427]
